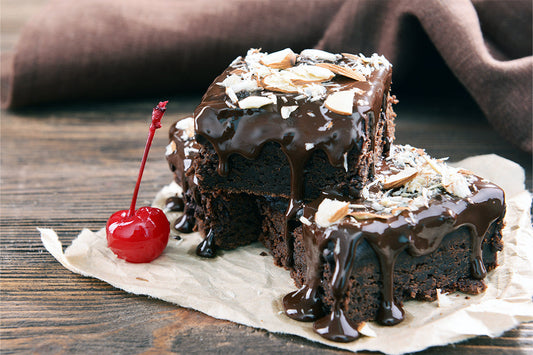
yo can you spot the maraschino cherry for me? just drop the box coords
[106,101,170,263]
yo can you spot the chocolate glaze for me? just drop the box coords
[165,196,185,212]
[174,213,195,233]
[194,63,392,216]
[283,176,505,341]
[196,229,217,258]
[168,119,201,235]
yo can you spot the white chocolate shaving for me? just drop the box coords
[280,106,298,119]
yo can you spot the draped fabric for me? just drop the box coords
[2,0,531,151]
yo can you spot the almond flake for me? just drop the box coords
[287,65,335,83]
[300,49,340,62]
[259,65,334,94]
[165,141,177,156]
[348,211,392,220]
[391,206,410,216]
[260,75,299,93]
[225,87,238,103]
[260,48,297,69]
[238,96,274,109]
[381,168,419,189]
[316,63,366,81]
[174,117,195,138]
[328,203,350,223]
[315,199,350,227]
[357,322,377,338]
[280,105,298,119]
[341,53,360,61]
[324,90,355,115]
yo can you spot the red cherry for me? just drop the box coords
[106,101,170,262]
[106,207,170,263]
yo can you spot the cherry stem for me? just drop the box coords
[128,101,168,217]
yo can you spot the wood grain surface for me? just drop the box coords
[1,1,532,354]
[2,97,532,355]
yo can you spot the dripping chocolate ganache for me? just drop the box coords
[165,48,505,343]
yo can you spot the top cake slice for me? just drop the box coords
[190,48,397,215]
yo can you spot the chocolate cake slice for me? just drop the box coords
[193,49,396,207]
[282,145,505,342]
[168,48,397,257]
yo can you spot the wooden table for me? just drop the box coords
[1,1,532,354]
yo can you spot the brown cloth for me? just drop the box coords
[2,0,531,152]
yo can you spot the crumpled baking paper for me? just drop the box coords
[40,154,533,354]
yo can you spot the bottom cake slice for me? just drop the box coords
[167,121,506,343]
[281,145,505,342]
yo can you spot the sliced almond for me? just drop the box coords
[238,95,274,109]
[260,48,297,69]
[357,322,377,338]
[259,65,333,93]
[260,75,299,93]
[324,90,355,115]
[290,79,317,86]
[341,52,360,61]
[381,168,419,189]
[300,49,340,62]
[225,87,238,103]
[348,211,392,220]
[328,203,350,223]
[315,199,350,227]
[316,63,366,82]
[165,140,177,156]
[287,65,335,82]
[391,206,410,216]
[174,117,195,138]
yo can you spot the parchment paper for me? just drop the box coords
[40,154,533,354]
